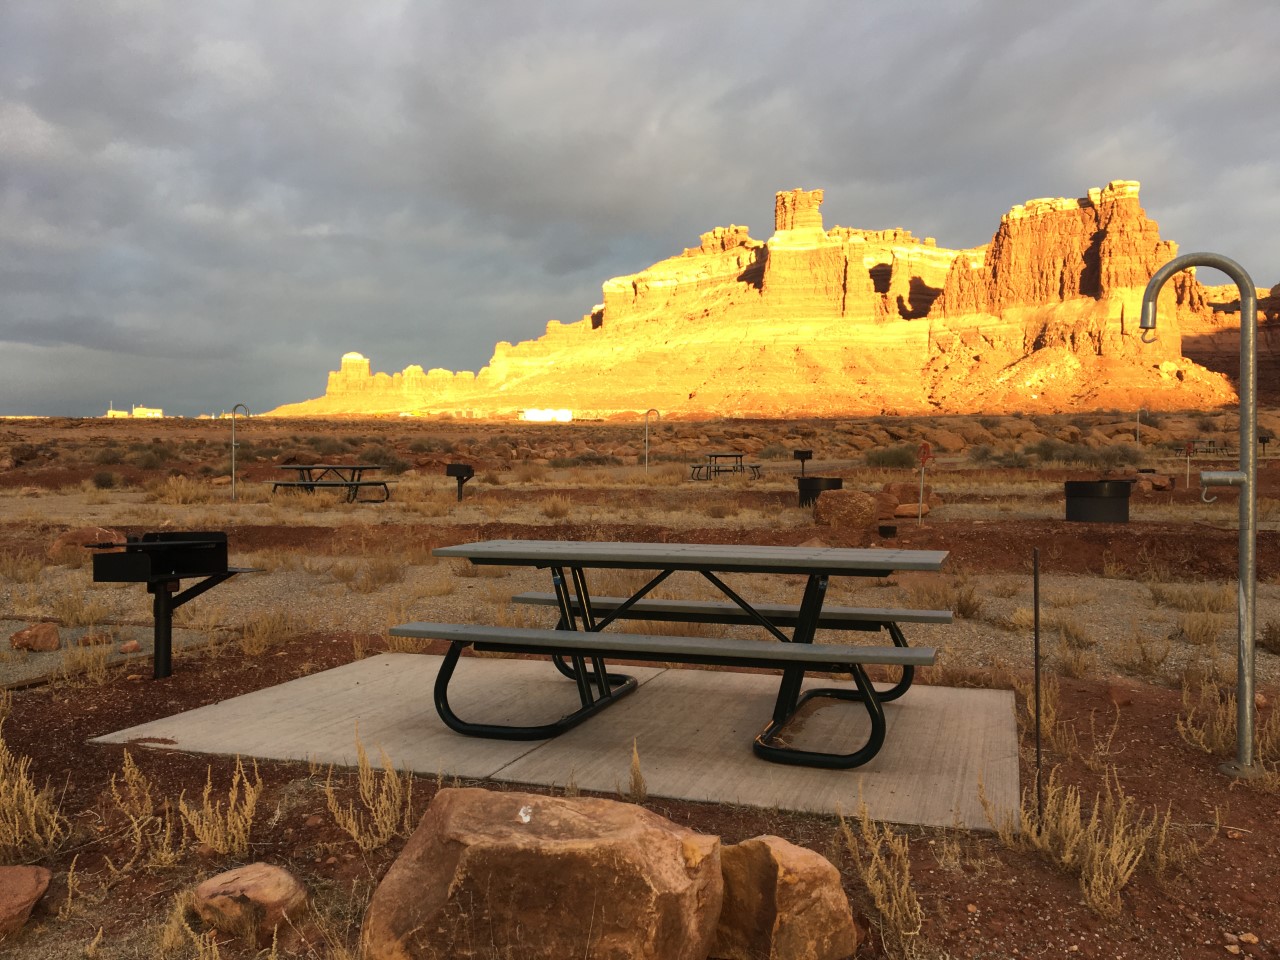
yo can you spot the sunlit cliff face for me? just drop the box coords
[269,183,1241,420]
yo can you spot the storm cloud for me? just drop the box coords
[2,0,1277,415]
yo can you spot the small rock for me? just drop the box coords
[1255,693,1268,710]
[0,865,52,938]
[47,525,125,562]
[194,863,308,949]
[1240,933,1259,945]
[1225,945,1241,955]
[893,501,927,518]
[10,622,60,652]
[119,640,142,654]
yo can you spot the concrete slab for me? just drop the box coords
[95,653,1019,830]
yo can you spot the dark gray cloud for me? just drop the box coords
[2,0,1277,416]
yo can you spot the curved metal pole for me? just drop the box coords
[644,409,660,472]
[1141,252,1258,776]
[230,403,250,502]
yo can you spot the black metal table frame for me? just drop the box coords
[274,464,385,503]
[431,541,948,768]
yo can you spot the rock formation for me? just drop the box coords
[270,182,1247,419]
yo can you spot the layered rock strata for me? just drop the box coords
[271,182,1244,418]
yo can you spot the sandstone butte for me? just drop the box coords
[268,182,1280,420]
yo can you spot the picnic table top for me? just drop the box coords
[433,539,948,575]
[277,463,383,471]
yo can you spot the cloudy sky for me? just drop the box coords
[2,0,1278,416]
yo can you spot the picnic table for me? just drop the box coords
[271,464,390,503]
[391,539,951,768]
[689,452,761,480]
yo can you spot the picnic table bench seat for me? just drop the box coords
[510,592,951,629]
[512,591,948,701]
[270,479,393,502]
[389,620,936,769]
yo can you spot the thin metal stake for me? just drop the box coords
[1033,547,1043,823]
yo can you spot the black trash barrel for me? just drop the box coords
[1063,480,1132,522]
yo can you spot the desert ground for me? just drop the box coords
[2,410,1280,959]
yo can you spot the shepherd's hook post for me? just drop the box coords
[1141,252,1259,777]
[230,404,250,502]
[644,409,660,472]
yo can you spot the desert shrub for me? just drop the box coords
[95,447,123,465]
[968,444,993,464]
[757,443,788,459]
[1096,444,1142,469]
[361,445,410,475]
[132,450,164,471]
[865,445,916,468]
[998,451,1031,469]
[91,470,117,490]
[1140,411,1164,430]
[311,436,352,456]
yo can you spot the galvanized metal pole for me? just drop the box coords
[230,403,250,502]
[1141,253,1258,776]
[644,409,659,472]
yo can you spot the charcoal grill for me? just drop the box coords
[89,532,257,678]
[446,463,474,501]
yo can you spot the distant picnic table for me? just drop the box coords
[689,452,761,480]
[271,464,390,503]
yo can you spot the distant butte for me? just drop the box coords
[269,182,1280,419]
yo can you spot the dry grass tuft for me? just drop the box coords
[900,574,983,619]
[46,592,114,628]
[236,610,300,656]
[324,734,415,851]
[981,766,1153,919]
[58,642,112,686]
[105,750,186,872]
[539,493,572,519]
[1115,624,1170,678]
[0,722,70,859]
[0,552,44,583]
[617,738,648,803]
[1258,618,1280,656]
[145,475,216,505]
[1149,582,1235,614]
[1171,612,1227,647]
[840,802,923,954]
[178,756,262,857]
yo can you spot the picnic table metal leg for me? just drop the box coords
[771,573,828,723]
[872,622,915,702]
[433,641,639,741]
[754,663,887,768]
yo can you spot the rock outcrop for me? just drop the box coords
[270,182,1247,419]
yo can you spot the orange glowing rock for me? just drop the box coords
[270,183,1240,419]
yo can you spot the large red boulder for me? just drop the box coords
[710,836,857,960]
[362,788,722,960]
[0,865,51,939]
